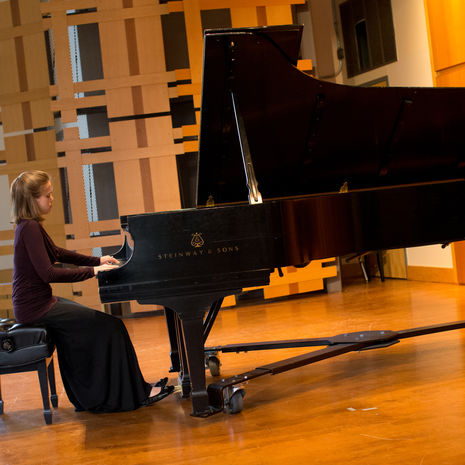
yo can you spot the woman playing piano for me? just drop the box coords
[10,170,174,412]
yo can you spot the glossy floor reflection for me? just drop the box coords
[2,278,465,464]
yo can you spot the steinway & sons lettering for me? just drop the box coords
[156,245,239,260]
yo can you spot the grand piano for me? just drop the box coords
[98,25,465,417]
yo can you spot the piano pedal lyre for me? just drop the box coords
[223,385,246,414]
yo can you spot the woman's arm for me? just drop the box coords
[21,221,96,283]
[54,246,100,267]
[53,244,119,268]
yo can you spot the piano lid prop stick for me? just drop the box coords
[231,91,263,205]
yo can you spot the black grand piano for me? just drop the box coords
[98,25,465,417]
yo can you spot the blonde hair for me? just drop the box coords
[10,171,51,224]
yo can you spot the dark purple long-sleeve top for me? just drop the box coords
[12,219,101,323]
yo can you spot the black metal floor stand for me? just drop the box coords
[205,320,465,414]
[163,295,465,417]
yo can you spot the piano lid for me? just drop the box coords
[196,25,465,207]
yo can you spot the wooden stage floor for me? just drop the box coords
[2,278,465,464]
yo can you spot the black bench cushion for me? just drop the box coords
[0,322,54,368]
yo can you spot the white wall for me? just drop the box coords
[406,244,453,268]
[342,0,433,88]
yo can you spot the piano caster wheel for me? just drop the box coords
[225,387,245,414]
[207,355,221,377]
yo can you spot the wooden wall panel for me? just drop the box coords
[435,63,465,87]
[107,89,135,119]
[0,4,12,28]
[224,259,337,306]
[0,284,13,319]
[49,10,76,124]
[4,134,28,163]
[0,0,72,315]
[110,120,140,150]
[266,5,293,25]
[230,8,259,27]
[29,98,54,129]
[183,0,203,87]
[424,0,465,284]
[113,160,146,215]
[0,0,332,315]
[0,105,23,133]
[142,84,171,114]
[0,40,19,95]
[22,33,50,89]
[200,0,305,7]
[145,115,173,147]
[33,130,56,161]
[151,156,181,212]
[425,0,465,72]
[98,19,132,118]
[135,16,166,74]
[98,19,129,76]
[18,0,42,22]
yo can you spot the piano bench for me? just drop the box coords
[0,318,58,425]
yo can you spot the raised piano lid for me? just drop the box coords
[196,25,465,207]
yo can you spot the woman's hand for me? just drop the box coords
[94,255,120,274]
[94,263,119,275]
[100,255,119,265]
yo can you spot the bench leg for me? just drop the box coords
[47,357,58,408]
[0,376,3,415]
[37,360,52,425]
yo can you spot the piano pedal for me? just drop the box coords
[223,386,246,414]
[173,385,183,394]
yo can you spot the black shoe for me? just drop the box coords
[143,385,175,406]
[152,377,168,388]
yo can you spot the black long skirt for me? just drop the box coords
[36,297,152,413]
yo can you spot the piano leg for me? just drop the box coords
[179,313,214,416]
[164,308,180,372]
[155,293,239,417]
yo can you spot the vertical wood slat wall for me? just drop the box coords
[0,0,332,317]
[424,0,465,285]
[0,0,73,317]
